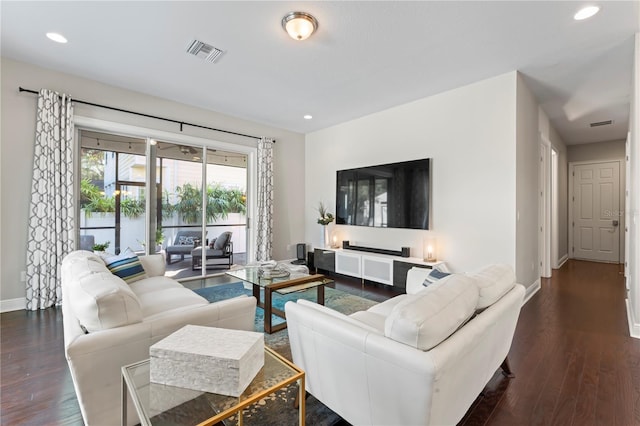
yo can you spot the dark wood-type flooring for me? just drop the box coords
[1,260,638,425]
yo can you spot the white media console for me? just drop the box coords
[314,247,446,290]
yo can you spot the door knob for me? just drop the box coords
[612,220,619,227]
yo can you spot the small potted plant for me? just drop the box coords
[92,241,110,253]
[155,227,165,252]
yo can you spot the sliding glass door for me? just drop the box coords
[78,130,248,279]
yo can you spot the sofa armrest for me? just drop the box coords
[406,267,432,294]
[139,254,166,277]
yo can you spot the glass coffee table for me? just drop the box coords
[226,267,333,334]
[122,346,305,426]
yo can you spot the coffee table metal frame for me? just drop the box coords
[226,269,331,334]
[121,346,305,426]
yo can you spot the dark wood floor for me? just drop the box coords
[1,260,638,425]
[461,260,639,426]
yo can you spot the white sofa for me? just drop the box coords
[61,250,257,426]
[286,264,525,426]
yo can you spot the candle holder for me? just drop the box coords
[423,238,438,262]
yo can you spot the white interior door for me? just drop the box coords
[572,161,620,262]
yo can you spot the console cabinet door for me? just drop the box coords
[314,249,335,272]
[361,255,393,285]
[336,251,362,278]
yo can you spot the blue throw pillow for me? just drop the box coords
[422,268,451,287]
[104,249,147,284]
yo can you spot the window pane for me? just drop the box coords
[118,184,146,253]
[158,143,204,270]
[79,147,114,251]
[205,150,247,267]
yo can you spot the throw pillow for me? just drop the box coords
[468,264,516,309]
[214,232,231,250]
[178,236,195,245]
[104,249,148,284]
[385,274,479,351]
[422,268,451,287]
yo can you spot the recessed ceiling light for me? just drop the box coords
[46,32,68,43]
[574,6,600,20]
[304,115,313,120]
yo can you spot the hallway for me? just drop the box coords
[462,260,639,425]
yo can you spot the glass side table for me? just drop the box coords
[121,346,305,426]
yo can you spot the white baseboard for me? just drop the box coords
[626,299,640,339]
[0,297,26,313]
[556,254,569,269]
[522,279,541,305]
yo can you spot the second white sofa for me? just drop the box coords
[61,250,257,426]
[286,264,525,426]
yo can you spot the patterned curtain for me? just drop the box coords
[25,89,75,310]
[255,138,274,261]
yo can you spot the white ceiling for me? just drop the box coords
[2,1,639,145]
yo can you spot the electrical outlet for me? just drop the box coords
[20,271,26,282]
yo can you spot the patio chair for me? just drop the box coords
[191,231,234,270]
[165,230,205,264]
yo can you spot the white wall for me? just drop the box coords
[0,58,305,307]
[305,72,520,280]
[515,74,541,288]
[627,33,640,338]
[539,109,569,264]
[568,139,626,162]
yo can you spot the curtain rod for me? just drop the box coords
[18,87,275,143]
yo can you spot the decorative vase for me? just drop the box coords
[324,226,330,248]
[320,225,329,248]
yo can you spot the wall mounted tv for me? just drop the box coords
[336,158,431,230]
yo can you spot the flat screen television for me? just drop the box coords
[336,158,431,230]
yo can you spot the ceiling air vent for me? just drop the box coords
[186,39,224,63]
[590,120,613,127]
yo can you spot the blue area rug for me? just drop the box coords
[190,281,378,425]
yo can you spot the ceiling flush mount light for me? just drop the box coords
[574,6,600,20]
[282,12,318,41]
[46,32,68,43]
[304,114,313,120]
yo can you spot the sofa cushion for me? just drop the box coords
[384,274,479,351]
[349,311,386,334]
[104,250,147,284]
[66,268,143,332]
[128,276,184,296]
[367,294,412,317]
[63,250,111,279]
[138,254,166,277]
[469,264,516,309]
[136,288,208,318]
